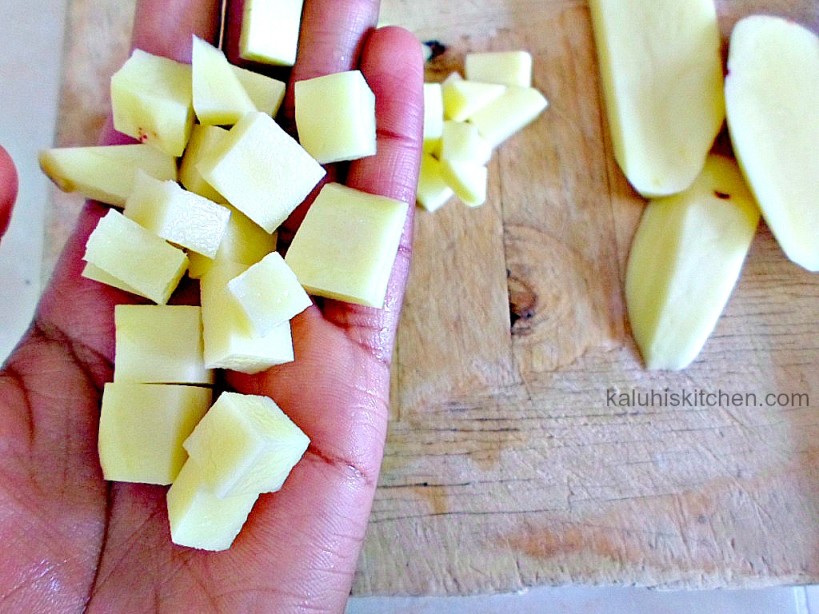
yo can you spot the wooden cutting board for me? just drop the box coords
[52,0,818,595]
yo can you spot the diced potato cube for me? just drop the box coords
[183,392,310,498]
[240,0,304,67]
[285,183,408,307]
[416,154,454,212]
[232,66,286,117]
[167,458,259,551]
[227,252,311,335]
[83,209,188,305]
[187,208,278,279]
[98,383,211,485]
[179,124,229,203]
[197,111,325,233]
[200,261,294,373]
[111,49,194,156]
[192,36,256,126]
[438,120,492,164]
[423,83,444,153]
[442,79,506,122]
[124,171,231,258]
[467,86,548,147]
[38,144,177,207]
[465,51,533,87]
[294,70,376,164]
[440,160,488,207]
[114,305,213,385]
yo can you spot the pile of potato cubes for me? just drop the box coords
[39,22,407,550]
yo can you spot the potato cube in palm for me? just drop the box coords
[98,383,212,485]
[197,111,325,233]
[295,70,376,164]
[111,49,194,156]
[285,183,408,307]
[114,305,213,385]
[192,36,256,126]
[183,392,310,498]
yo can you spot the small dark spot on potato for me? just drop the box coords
[714,191,731,200]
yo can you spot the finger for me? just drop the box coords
[321,26,425,360]
[33,0,222,363]
[0,146,18,239]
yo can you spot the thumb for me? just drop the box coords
[0,146,18,239]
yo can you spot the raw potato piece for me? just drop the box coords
[589,0,724,197]
[442,79,506,122]
[192,36,256,126]
[198,111,325,233]
[38,144,177,207]
[725,16,819,272]
[111,49,194,156]
[114,305,213,385]
[124,172,231,259]
[179,124,229,203]
[98,383,211,485]
[285,183,408,307]
[440,160,487,208]
[232,66,286,116]
[83,209,188,305]
[81,263,142,297]
[228,252,312,335]
[626,155,760,370]
[438,121,492,165]
[240,0,304,66]
[200,262,294,373]
[416,154,454,212]
[465,51,533,87]
[295,70,376,164]
[167,458,259,551]
[187,207,278,279]
[467,86,548,148]
[423,83,444,153]
[183,392,310,498]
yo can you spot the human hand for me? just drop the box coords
[0,146,17,238]
[0,0,423,611]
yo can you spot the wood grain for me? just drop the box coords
[51,0,818,595]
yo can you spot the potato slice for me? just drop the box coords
[83,209,188,305]
[295,70,376,164]
[38,144,176,207]
[98,383,211,485]
[625,155,760,370]
[725,15,819,272]
[197,111,325,233]
[465,51,533,87]
[182,392,310,498]
[589,0,724,197]
[239,0,304,67]
[114,305,213,385]
[124,171,231,259]
[285,183,408,308]
[167,458,259,551]
[192,36,256,126]
[111,49,194,156]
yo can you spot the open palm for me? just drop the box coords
[0,0,422,611]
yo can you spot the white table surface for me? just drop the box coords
[0,2,815,611]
